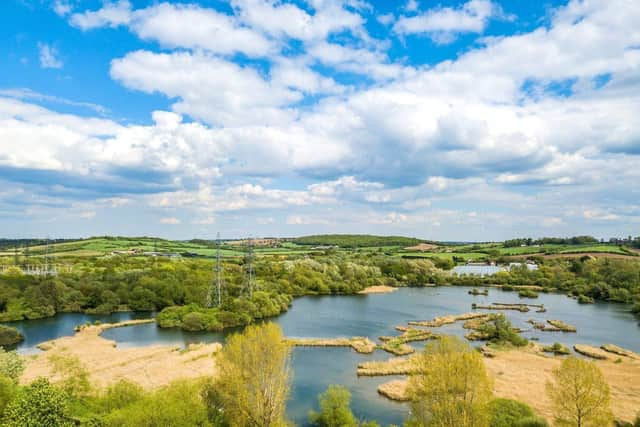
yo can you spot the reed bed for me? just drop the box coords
[357,356,420,376]
[287,337,376,354]
[574,344,612,360]
[601,344,639,359]
[408,312,489,327]
[377,380,410,401]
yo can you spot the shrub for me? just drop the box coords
[488,398,535,427]
[0,349,25,383]
[2,378,71,427]
[518,289,539,298]
[0,326,23,346]
[515,417,549,427]
[309,385,358,427]
[479,315,528,347]
[578,295,595,304]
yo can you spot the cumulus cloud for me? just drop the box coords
[38,43,63,69]
[394,0,499,43]
[5,0,640,238]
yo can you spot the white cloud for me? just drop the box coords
[70,0,132,30]
[53,0,73,17]
[160,217,181,224]
[192,216,216,225]
[394,0,497,43]
[38,43,63,69]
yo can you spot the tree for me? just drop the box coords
[309,385,358,427]
[546,357,613,427]
[214,322,292,427]
[3,377,72,427]
[0,348,25,383]
[406,336,493,427]
[487,398,548,427]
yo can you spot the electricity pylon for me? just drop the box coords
[242,237,255,298]
[206,233,224,308]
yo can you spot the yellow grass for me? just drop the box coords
[375,346,640,424]
[601,344,639,359]
[357,356,419,376]
[22,320,222,389]
[377,380,410,401]
[574,344,614,360]
[287,337,376,354]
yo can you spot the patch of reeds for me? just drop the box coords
[409,312,489,327]
[573,344,611,360]
[287,337,376,354]
[357,356,420,376]
[601,344,639,359]
[542,342,571,355]
[378,380,410,401]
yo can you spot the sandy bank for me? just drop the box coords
[409,312,489,328]
[375,345,640,423]
[22,320,221,390]
[358,285,398,294]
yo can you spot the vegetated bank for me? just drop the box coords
[1,235,640,334]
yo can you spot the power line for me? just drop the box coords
[206,232,224,308]
[242,237,255,298]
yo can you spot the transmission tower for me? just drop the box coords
[242,237,255,298]
[44,237,51,276]
[206,233,224,308]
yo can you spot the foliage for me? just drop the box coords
[487,398,546,427]
[101,379,213,427]
[309,385,358,427]
[0,325,24,346]
[518,289,538,298]
[2,377,72,427]
[0,375,17,418]
[504,236,599,247]
[215,322,292,427]
[478,315,528,347]
[406,336,493,427]
[546,357,613,427]
[0,348,25,383]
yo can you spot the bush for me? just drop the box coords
[488,398,535,427]
[2,378,71,427]
[518,289,538,298]
[515,417,549,427]
[0,349,25,383]
[479,315,528,347]
[0,326,23,346]
[578,295,595,304]
[309,385,357,427]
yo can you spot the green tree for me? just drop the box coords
[406,336,493,427]
[215,322,292,427]
[0,348,25,383]
[546,357,613,427]
[309,385,358,427]
[3,377,72,427]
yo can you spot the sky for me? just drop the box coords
[0,0,639,241]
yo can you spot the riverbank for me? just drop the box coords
[374,344,640,423]
[21,320,222,389]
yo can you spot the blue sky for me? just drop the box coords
[0,0,639,240]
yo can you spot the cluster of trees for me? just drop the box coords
[0,254,438,328]
[503,236,599,247]
[450,257,640,309]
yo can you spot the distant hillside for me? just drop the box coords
[292,234,425,248]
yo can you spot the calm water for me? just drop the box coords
[6,287,640,425]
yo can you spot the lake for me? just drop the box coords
[6,286,640,425]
